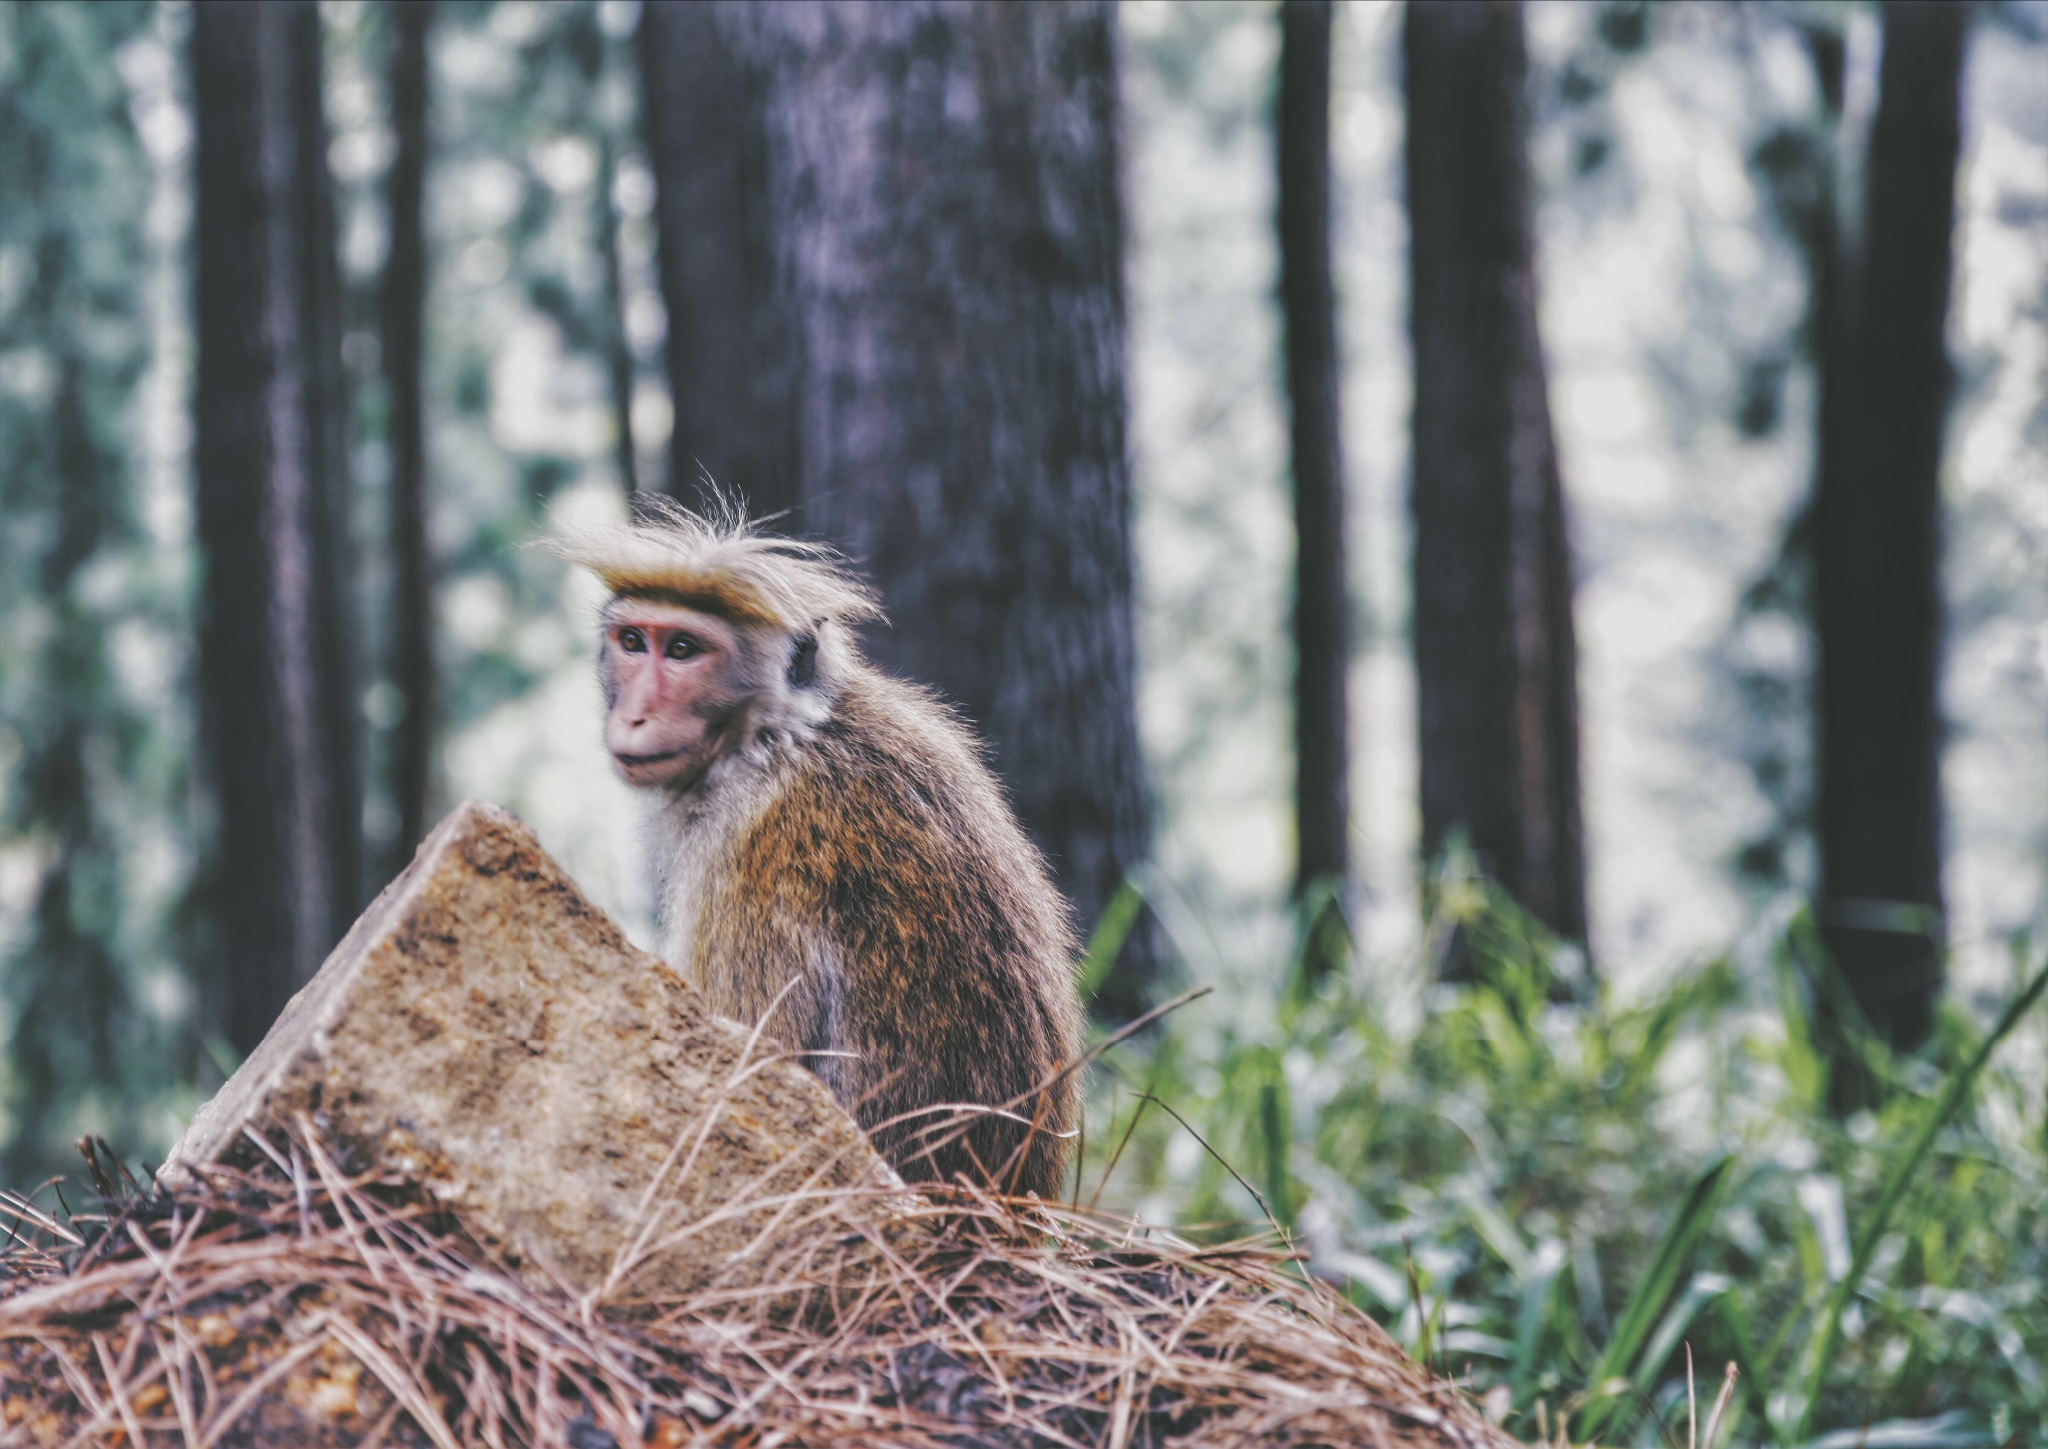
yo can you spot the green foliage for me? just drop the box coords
[0,1,197,1182]
[1081,877,2048,1445]
[325,0,652,922]
[319,0,632,854]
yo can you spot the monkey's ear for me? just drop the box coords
[788,633,819,688]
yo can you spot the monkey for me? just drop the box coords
[553,500,1085,1199]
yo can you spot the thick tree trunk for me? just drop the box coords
[1813,0,1967,1061]
[1404,0,1587,962]
[637,3,797,521]
[1277,0,1352,910]
[382,0,434,869]
[192,0,361,1054]
[640,1,1156,1015]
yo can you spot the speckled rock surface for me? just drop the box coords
[163,800,896,1302]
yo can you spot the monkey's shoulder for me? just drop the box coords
[736,672,1067,934]
[747,679,991,862]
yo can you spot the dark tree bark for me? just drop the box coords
[637,3,796,520]
[640,2,1157,1015]
[192,0,361,1054]
[382,0,434,869]
[1813,1,1968,1061]
[1276,0,1352,910]
[1404,0,1587,961]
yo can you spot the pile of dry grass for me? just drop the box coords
[0,1131,1515,1448]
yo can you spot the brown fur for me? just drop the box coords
[559,508,1083,1197]
[689,670,1082,1196]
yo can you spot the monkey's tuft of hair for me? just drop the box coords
[550,494,883,634]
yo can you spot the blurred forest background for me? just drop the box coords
[3,0,2048,1440]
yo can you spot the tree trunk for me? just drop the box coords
[1404,0,1587,963]
[639,1,1156,1015]
[1277,0,1352,916]
[637,2,797,521]
[192,0,361,1054]
[1813,0,1967,1063]
[382,0,434,871]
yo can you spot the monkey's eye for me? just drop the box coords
[666,634,702,660]
[617,627,647,653]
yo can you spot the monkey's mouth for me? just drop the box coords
[613,749,686,770]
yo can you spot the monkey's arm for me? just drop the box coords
[795,745,1079,1191]
[686,870,835,1076]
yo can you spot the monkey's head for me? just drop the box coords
[551,498,882,794]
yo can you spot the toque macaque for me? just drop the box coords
[554,501,1083,1197]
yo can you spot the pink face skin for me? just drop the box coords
[600,598,750,791]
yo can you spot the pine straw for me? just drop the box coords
[0,1132,1516,1449]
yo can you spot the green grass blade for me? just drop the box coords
[1461,1189,1533,1280]
[1578,1153,1734,1439]
[1257,1072,1292,1231]
[1283,875,1352,1016]
[1614,960,1736,1099]
[1635,1271,1733,1400]
[1789,910,1906,1102]
[1788,953,2048,1442]
[1079,875,1147,999]
[1510,1237,1566,1401]
[1712,1294,1774,1429]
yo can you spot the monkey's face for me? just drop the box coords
[600,598,753,792]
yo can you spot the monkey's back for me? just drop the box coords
[691,667,1084,1198]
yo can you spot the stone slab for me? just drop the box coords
[164,800,896,1301]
